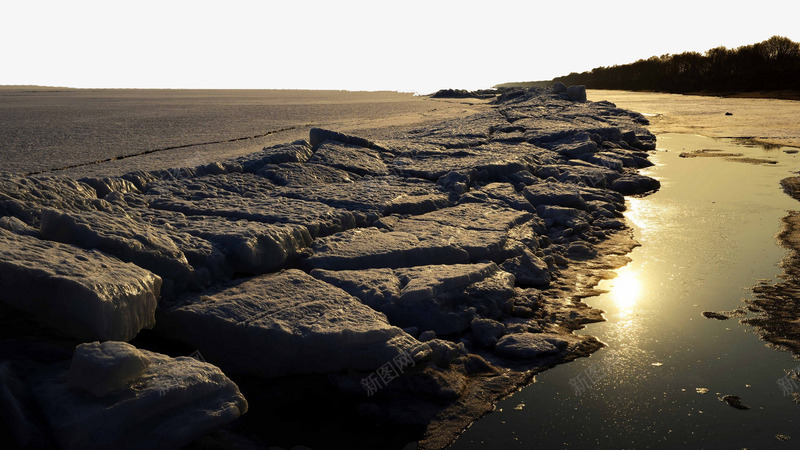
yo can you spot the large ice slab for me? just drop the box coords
[147,194,358,237]
[0,228,160,341]
[523,182,589,210]
[460,182,538,213]
[134,209,312,275]
[306,203,538,270]
[501,248,551,287]
[147,160,244,182]
[258,162,359,186]
[554,162,622,188]
[78,176,139,199]
[66,341,152,397]
[305,227,470,270]
[385,203,535,262]
[610,174,661,195]
[0,215,39,236]
[400,202,532,231]
[29,341,247,450]
[0,173,102,226]
[311,263,515,334]
[308,140,389,176]
[233,139,313,173]
[171,172,276,197]
[402,111,506,149]
[397,263,501,302]
[500,91,655,151]
[309,127,382,149]
[388,143,541,183]
[495,332,568,359]
[389,219,509,262]
[158,269,427,377]
[144,173,275,201]
[274,176,450,216]
[40,209,203,292]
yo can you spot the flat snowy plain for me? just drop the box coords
[0,87,487,176]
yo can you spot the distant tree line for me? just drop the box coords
[552,36,800,94]
[430,88,498,99]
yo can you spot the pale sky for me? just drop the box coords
[4,0,799,94]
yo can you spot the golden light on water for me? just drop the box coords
[609,270,642,311]
[624,196,653,232]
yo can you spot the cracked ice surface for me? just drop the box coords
[0,86,662,449]
[0,227,160,341]
[158,269,429,377]
[29,341,247,450]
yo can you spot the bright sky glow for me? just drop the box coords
[4,1,799,93]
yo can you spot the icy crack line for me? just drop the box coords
[27,124,312,176]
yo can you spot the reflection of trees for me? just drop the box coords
[553,36,800,94]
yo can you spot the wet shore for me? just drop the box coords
[453,133,800,448]
[589,89,800,360]
[749,177,800,355]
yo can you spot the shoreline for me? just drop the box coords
[686,89,800,102]
[419,229,639,449]
[601,88,800,102]
[748,177,800,355]
[0,86,660,449]
[497,83,800,102]
[452,131,800,448]
[587,89,800,149]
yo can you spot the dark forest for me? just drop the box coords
[550,36,800,95]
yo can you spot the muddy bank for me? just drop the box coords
[0,86,658,449]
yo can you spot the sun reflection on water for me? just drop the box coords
[624,196,660,235]
[595,267,647,364]
[609,269,642,312]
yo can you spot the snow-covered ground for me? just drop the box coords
[0,88,488,176]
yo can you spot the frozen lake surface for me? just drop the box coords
[0,88,484,177]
